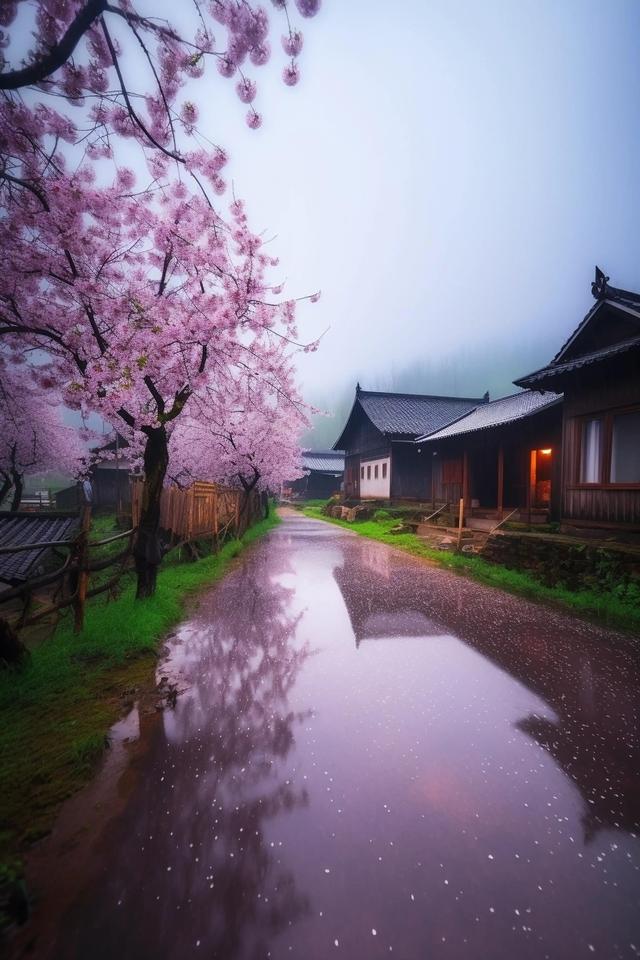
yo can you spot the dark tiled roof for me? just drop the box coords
[419,391,562,442]
[357,390,483,438]
[515,335,640,389]
[0,514,77,585]
[301,451,345,474]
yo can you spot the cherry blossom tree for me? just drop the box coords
[0,359,88,510]
[0,1,321,596]
[169,345,308,512]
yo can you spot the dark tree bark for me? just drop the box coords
[0,618,28,668]
[9,470,23,512]
[0,472,12,508]
[238,471,260,537]
[0,0,108,91]
[134,425,169,599]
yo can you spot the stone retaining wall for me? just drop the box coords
[482,532,640,592]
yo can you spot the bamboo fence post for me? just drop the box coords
[73,505,91,634]
[212,487,219,548]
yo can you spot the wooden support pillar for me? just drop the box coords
[497,446,504,521]
[526,449,535,526]
[462,450,470,522]
[431,455,436,511]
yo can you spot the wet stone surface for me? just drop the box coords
[56,514,640,958]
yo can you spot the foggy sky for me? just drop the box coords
[14,1,640,450]
[190,0,640,446]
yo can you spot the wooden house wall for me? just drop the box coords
[344,454,361,499]
[340,409,389,459]
[340,405,391,500]
[291,472,343,499]
[389,444,432,500]
[428,406,562,515]
[93,468,132,508]
[560,353,640,528]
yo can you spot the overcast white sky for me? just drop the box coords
[181,0,640,442]
[13,0,640,447]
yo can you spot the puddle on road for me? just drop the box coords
[24,516,640,959]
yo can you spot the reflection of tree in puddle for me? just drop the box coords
[65,555,312,960]
[333,543,640,844]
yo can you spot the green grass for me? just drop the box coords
[292,498,328,510]
[0,510,280,883]
[301,506,640,634]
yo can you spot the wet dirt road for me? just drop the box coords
[33,513,640,959]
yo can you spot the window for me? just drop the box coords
[382,462,387,479]
[580,418,602,483]
[367,465,371,480]
[610,410,640,482]
[360,466,364,480]
[374,464,379,479]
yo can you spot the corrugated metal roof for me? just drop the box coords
[419,391,562,442]
[357,391,483,438]
[515,335,640,389]
[301,451,345,473]
[0,514,77,585]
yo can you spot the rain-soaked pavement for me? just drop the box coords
[28,513,640,959]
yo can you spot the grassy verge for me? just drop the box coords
[300,506,640,635]
[0,510,280,903]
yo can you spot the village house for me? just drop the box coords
[333,271,640,537]
[418,390,563,527]
[289,450,345,500]
[515,268,640,535]
[333,387,486,501]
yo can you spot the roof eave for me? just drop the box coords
[419,395,563,443]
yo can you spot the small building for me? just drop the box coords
[55,433,133,513]
[290,450,345,500]
[515,268,640,535]
[333,386,485,501]
[419,390,563,525]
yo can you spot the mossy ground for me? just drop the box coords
[300,506,640,635]
[0,510,280,893]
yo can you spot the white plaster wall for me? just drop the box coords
[360,457,391,499]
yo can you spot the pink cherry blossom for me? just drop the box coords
[283,62,300,86]
[236,78,258,103]
[282,31,304,56]
[0,0,322,596]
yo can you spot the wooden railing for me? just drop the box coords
[0,508,135,634]
[1,482,266,642]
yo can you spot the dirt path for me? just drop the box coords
[13,512,640,959]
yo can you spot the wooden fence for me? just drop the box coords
[0,507,135,638]
[0,482,266,645]
[130,480,263,544]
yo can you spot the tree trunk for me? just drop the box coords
[0,473,12,509]
[134,425,169,599]
[0,618,28,668]
[238,477,259,536]
[10,471,23,512]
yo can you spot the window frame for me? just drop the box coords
[573,403,640,490]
